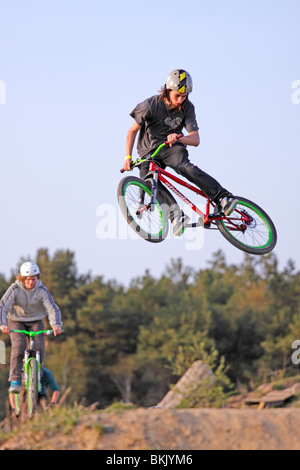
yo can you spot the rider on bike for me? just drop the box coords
[123,69,237,236]
[0,261,63,393]
[9,367,60,411]
[38,367,60,407]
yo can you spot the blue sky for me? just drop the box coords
[0,0,299,284]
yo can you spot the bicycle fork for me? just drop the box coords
[23,350,42,392]
[148,170,159,212]
[137,170,159,216]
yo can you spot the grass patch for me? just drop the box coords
[103,402,137,414]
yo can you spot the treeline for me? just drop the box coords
[1,248,300,418]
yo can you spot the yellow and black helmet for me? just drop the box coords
[165,69,193,94]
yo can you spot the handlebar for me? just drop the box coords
[120,134,182,173]
[9,329,63,337]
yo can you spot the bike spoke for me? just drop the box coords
[124,183,165,237]
[216,198,276,254]
[226,205,272,248]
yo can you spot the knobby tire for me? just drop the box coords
[117,176,169,243]
[27,359,38,417]
[215,196,277,255]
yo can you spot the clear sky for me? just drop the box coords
[0,0,299,284]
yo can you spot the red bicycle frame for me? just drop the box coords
[148,160,216,227]
[147,160,251,231]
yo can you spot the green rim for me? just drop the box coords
[221,200,273,249]
[124,180,166,237]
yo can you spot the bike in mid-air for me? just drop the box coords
[117,139,277,255]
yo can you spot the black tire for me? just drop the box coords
[14,392,21,418]
[215,196,277,255]
[27,359,38,417]
[117,176,169,243]
[5,398,13,431]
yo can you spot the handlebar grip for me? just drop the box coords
[120,162,134,173]
[164,133,183,145]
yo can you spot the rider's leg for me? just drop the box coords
[139,161,183,221]
[139,160,190,236]
[8,320,46,382]
[8,320,27,384]
[159,145,228,200]
[160,145,237,214]
[29,320,46,365]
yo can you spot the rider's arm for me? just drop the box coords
[50,390,60,405]
[166,130,200,148]
[40,286,62,335]
[123,120,141,171]
[178,131,200,147]
[47,371,60,404]
[0,284,18,332]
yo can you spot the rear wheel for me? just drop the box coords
[215,196,277,254]
[118,176,169,243]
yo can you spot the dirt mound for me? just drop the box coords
[1,407,300,450]
[2,363,300,451]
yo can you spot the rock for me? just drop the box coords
[256,383,273,395]
[291,383,300,395]
[157,360,216,408]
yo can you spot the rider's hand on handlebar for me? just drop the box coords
[1,325,10,334]
[53,326,62,336]
[166,133,181,148]
[123,156,133,172]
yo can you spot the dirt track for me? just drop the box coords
[1,407,300,450]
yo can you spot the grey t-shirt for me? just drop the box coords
[130,95,199,157]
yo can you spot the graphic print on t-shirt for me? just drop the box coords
[164,117,182,129]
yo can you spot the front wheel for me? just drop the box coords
[27,359,39,417]
[215,196,277,255]
[117,176,169,243]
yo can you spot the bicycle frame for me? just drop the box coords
[120,139,277,253]
[130,142,256,234]
[10,330,54,393]
[147,160,214,227]
[24,340,42,392]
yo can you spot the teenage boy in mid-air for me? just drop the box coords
[123,69,237,236]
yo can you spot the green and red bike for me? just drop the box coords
[118,139,277,254]
[8,329,57,420]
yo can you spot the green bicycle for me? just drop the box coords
[9,329,58,419]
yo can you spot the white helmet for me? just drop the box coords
[166,69,193,94]
[20,261,40,277]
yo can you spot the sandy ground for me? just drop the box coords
[1,406,300,450]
